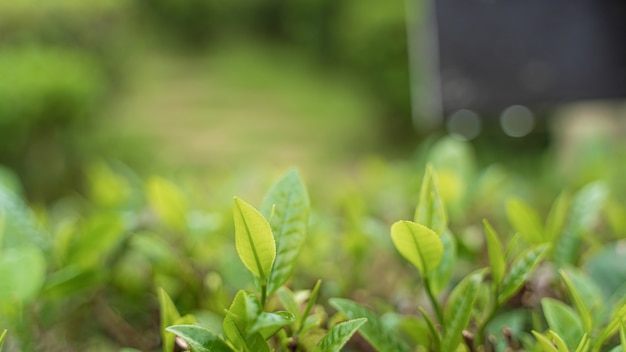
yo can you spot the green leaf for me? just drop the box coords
[506,198,544,244]
[277,287,301,322]
[233,198,276,281]
[414,164,448,235]
[312,318,367,352]
[250,311,294,339]
[545,192,571,243]
[165,325,233,352]
[222,290,263,350]
[299,279,322,333]
[429,230,457,295]
[498,245,548,305]
[146,176,188,231]
[541,298,584,349]
[442,270,484,351]
[532,331,558,352]
[620,320,626,352]
[553,182,607,266]
[419,307,441,351]
[0,329,6,350]
[596,304,626,349]
[260,169,310,295]
[0,245,46,303]
[547,330,571,352]
[65,214,125,269]
[483,219,506,287]
[559,269,593,333]
[0,183,48,250]
[330,298,411,352]
[574,334,590,352]
[159,288,181,352]
[390,220,443,276]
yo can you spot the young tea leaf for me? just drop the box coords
[419,307,441,351]
[541,298,584,349]
[146,177,187,231]
[574,333,590,352]
[532,331,559,352]
[390,221,443,276]
[483,219,506,287]
[249,311,294,339]
[312,318,367,352]
[442,270,484,351]
[429,230,457,295]
[545,192,571,243]
[0,329,6,350]
[330,298,412,352]
[595,304,626,349]
[233,198,276,282]
[559,269,593,333]
[260,169,310,295]
[506,198,544,244]
[415,164,448,235]
[165,325,233,352]
[547,330,571,352]
[620,320,626,352]
[299,279,322,334]
[277,287,301,323]
[498,245,548,305]
[159,288,181,352]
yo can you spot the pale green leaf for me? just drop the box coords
[547,330,570,352]
[299,280,322,333]
[390,220,443,275]
[532,331,558,352]
[542,298,584,349]
[483,219,505,286]
[260,169,310,295]
[277,287,301,323]
[0,245,46,303]
[159,287,181,352]
[429,230,457,295]
[545,192,571,243]
[0,183,48,249]
[222,290,263,350]
[330,298,411,352]
[0,329,6,350]
[414,164,447,235]
[312,318,367,352]
[250,311,294,339]
[166,325,233,352]
[559,270,593,333]
[620,320,626,352]
[498,245,548,305]
[146,177,187,231]
[596,304,626,349]
[442,270,484,351]
[65,214,125,269]
[233,198,276,281]
[507,198,544,244]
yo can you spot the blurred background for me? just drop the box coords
[2,1,626,351]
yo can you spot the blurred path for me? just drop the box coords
[98,43,381,174]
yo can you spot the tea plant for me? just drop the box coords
[163,169,367,351]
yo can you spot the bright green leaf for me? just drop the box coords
[442,270,484,351]
[507,198,544,244]
[532,331,558,352]
[260,169,310,295]
[498,245,548,305]
[233,198,276,281]
[222,290,263,350]
[415,165,448,235]
[299,279,322,334]
[559,269,593,333]
[312,318,367,352]
[429,230,457,295]
[483,219,505,287]
[390,220,443,275]
[574,334,590,352]
[159,288,181,352]
[0,245,46,303]
[330,298,411,352]
[542,298,584,349]
[146,177,188,231]
[65,214,125,269]
[277,287,301,323]
[596,304,626,349]
[165,325,233,352]
[620,320,626,352]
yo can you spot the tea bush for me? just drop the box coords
[0,137,625,351]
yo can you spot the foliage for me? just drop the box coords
[0,137,625,350]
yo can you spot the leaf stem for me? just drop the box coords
[424,277,444,324]
[261,283,267,307]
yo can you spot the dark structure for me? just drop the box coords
[409,0,626,128]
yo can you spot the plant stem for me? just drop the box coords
[261,283,267,307]
[424,277,444,324]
